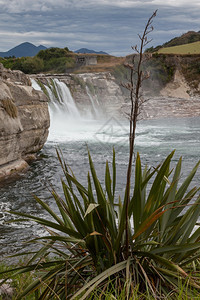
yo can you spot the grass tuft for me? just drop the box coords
[1,99,18,118]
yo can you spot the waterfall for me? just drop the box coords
[31,73,124,121]
[48,78,80,118]
[85,86,99,117]
[30,75,127,143]
[31,78,80,118]
[44,84,62,114]
[30,78,42,91]
[31,77,86,141]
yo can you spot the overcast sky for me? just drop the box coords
[0,0,199,56]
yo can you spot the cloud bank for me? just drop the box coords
[0,0,199,55]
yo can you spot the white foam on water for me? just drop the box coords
[53,78,80,117]
[48,117,130,144]
[31,78,200,151]
[31,78,42,91]
[86,85,100,117]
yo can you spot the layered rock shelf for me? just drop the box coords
[121,96,200,119]
[34,71,200,120]
[33,72,125,117]
[0,64,50,181]
[1,63,200,180]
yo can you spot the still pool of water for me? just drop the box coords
[0,116,200,258]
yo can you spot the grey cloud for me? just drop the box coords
[1,0,200,13]
[0,0,199,55]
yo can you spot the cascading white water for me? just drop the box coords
[31,78,84,142]
[30,78,42,91]
[50,78,80,118]
[31,76,128,144]
[85,85,99,117]
[44,84,62,116]
[31,78,80,118]
[2,77,200,260]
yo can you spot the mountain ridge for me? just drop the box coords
[75,48,108,55]
[0,43,108,58]
[0,42,47,58]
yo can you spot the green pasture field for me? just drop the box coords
[158,41,200,54]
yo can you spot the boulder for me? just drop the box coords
[0,64,50,181]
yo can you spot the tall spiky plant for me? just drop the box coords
[123,10,157,258]
[1,10,200,300]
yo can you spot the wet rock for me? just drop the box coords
[0,64,50,181]
[34,72,125,117]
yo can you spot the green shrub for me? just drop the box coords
[42,56,75,73]
[1,150,200,299]
[1,47,75,74]
[43,57,66,72]
[1,11,200,300]
[19,57,44,74]
[0,57,24,70]
[37,47,68,60]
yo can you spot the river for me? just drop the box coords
[1,79,200,258]
[0,114,200,258]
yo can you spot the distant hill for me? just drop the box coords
[163,31,200,48]
[146,31,200,53]
[158,41,200,55]
[0,42,47,58]
[75,48,108,55]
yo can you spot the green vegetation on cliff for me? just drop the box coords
[1,13,200,299]
[163,31,200,48]
[0,47,76,74]
[0,42,200,96]
[112,54,175,95]
[0,47,123,74]
[146,31,200,54]
[158,41,200,55]
[180,55,200,90]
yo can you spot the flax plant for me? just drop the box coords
[1,11,200,300]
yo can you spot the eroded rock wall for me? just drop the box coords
[34,72,125,117]
[0,64,50,180]
[35,70,200,121]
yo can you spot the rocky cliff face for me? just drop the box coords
[33,72,126,118]
[34,70,200,121]
[0,64,50,181]
[151,54,200,97]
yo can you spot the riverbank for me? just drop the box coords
[0,64,50,182]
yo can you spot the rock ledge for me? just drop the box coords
[0,64,50,181]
